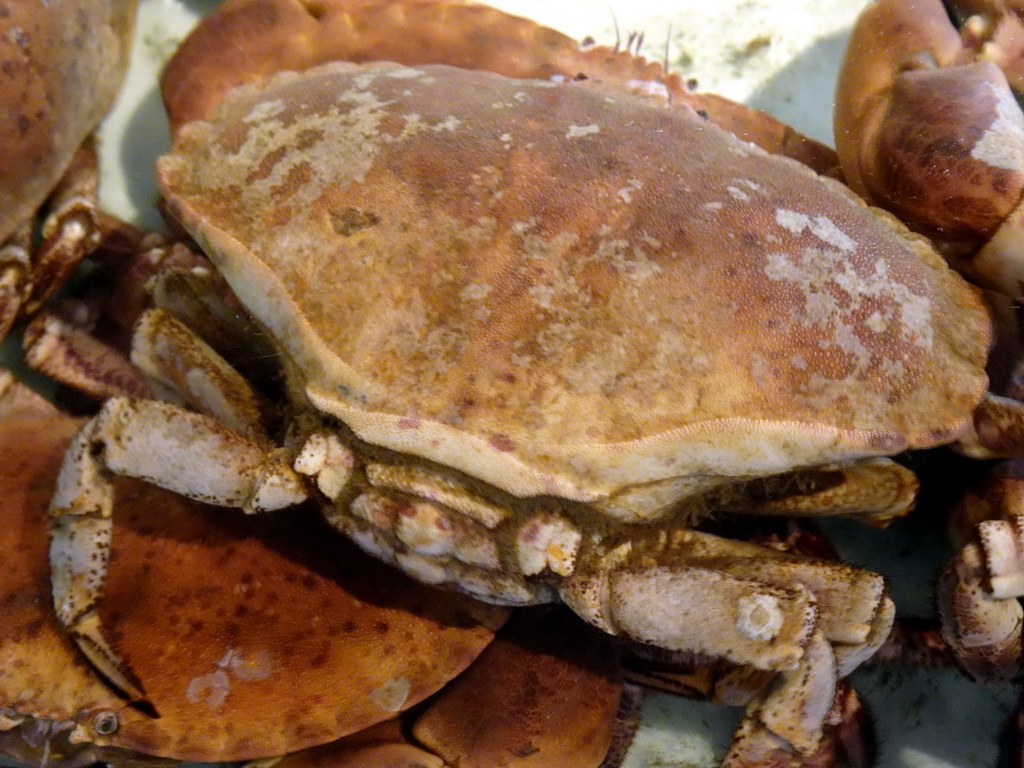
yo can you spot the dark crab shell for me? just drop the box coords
[157,61,989,503]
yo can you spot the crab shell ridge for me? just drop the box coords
[157,62,989,503]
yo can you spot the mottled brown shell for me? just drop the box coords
[161,0,836,173]
[158,62,989,502]
[0,0,137,241]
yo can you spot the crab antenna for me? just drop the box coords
[663,22,672,73]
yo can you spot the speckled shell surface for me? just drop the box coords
[158,62,990,501]
[0,0,137,241]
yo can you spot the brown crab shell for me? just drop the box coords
[0,0,137,243]
[411,607,623,768]
[0,397,506,763]
[158,61,989,504]
[160,0,837,174]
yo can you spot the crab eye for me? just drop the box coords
[92,710,119,735]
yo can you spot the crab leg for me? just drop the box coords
[0,223,30,341]
[937,459,1024,681]
[22,309,153,401]
[956,391,1024,458]
[0,145,104,344]
[328,443,893,763]
[131,308,271,442]
[558,530,890,762]
[723,458,918,527]
[560,529,894,669]
[46,309,298,697]
[49,398,308,699]
[24,143,103,315]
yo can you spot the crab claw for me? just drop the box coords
[938,459,1024,681]
[835,0,1024,298]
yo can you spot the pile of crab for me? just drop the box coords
[7,0,1024,766]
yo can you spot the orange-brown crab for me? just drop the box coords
[0,369,512,765]
[46,1,1024,766]
[0,0,140,343]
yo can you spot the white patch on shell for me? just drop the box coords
[436,115,460,132]
[775,209,857,253]
[625,79,670,100]
[386,67,429,80]
[736,593,784,641]
[764,244,934,378]
[231,84,395,214]
[6,26,29,47]
[185,648,274,711]
[460,283,492,302]
[617,178,643,203]
[566,123,601,139]
[216,647,273,681]
[972,82,1024,171]
[370,677,411,712]
[242,98,286,125]
[185,669,231,710]
[398,112,461,140]
[749,353,771,387]
[593,236,662,280]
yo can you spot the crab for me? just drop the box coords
[44,1,1022,765]
[0,369,510,765]
[0,0,141,343]
[833,0,1024,299]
